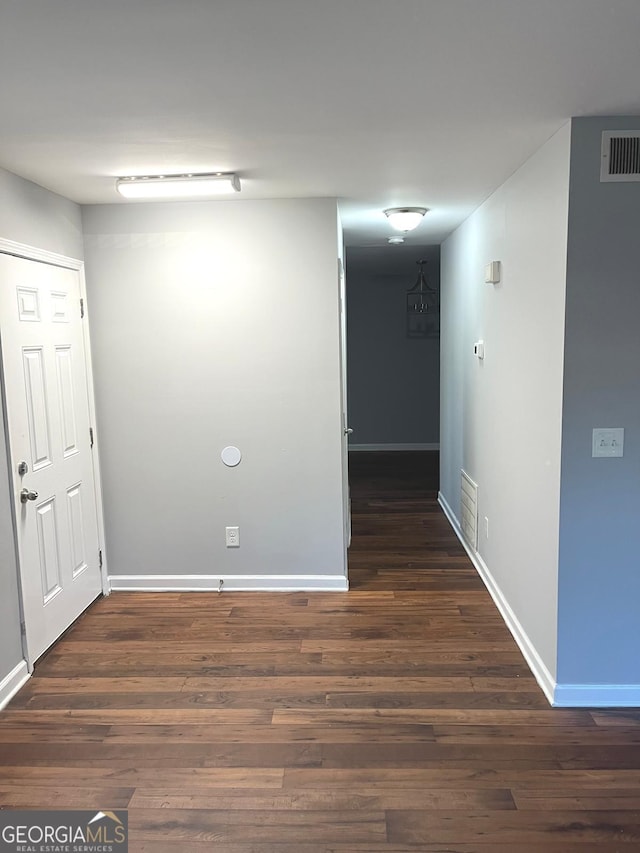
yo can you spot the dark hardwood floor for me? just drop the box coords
[2,450,640,850]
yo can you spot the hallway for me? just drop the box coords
[1,451,640,849]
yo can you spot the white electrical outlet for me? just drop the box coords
[225,526,240,547]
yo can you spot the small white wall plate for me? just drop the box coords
[485,261,501,284]
[592,428,624,458]
[221,446,242,467]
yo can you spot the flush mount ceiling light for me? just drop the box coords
[388,236,405,245]
[115,172,241,199]
[383,207,428,232]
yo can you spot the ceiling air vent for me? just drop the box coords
[601,131,640,182]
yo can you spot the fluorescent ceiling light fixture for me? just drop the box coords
[116,172,241,199]
[383,207,428,232]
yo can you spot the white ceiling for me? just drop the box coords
[2,0,640,246]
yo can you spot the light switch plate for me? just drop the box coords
[592,427,624,458]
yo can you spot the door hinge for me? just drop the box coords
[20,620,26,637]
[80,297,85,319]
[89,426,94,448]
[98,549,103,570]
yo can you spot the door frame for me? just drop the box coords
[0,238,110,664]
[337,256,351,565]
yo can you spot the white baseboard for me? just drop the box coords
[438,491,556,706]
[553,684,640,707]
[108,574,349,592]
[438,492,640,708]
[349,443,440,452]
[0,660,30,711]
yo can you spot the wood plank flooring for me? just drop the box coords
[2,450,640,851]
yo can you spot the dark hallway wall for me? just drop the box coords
[346,244,440,447]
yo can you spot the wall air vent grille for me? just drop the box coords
[601,131,640,182]
[460,469,478,551]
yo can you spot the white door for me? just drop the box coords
[0,253,102,663]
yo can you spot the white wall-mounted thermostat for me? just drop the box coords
[473,340,485,360]
[485,261,501,284]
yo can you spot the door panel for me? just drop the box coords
[0,253,102,663]
[56,346,79,456]
[23,347,53,469]
[36,497,62,601]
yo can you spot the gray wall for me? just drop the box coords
[558,116,640,685]
[82,198,346,583]
[346,245,440,446]
[0,168,84,260]
[0,166,84,682]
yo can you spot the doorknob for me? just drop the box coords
[20,488,38,504]
[344,427,353,435]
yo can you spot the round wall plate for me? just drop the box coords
[221,445,242,467]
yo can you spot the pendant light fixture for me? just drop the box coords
[406,259,439,338]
